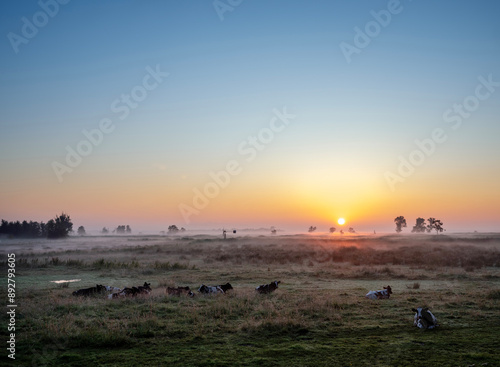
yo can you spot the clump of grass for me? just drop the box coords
[157,278,175,287]
[407,282,420,289]
[66,259,85,267]
[92,258,139,269]
[153,261,189,270]
[486,289,500,300]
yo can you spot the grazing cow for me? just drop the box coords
[365,286,392,300]
[72,284,106,297]
[256,281,281,294]
[412,307,438,329]
[167,286,194,297]
[198,284,227,294]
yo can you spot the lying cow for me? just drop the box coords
[137,282,152,293]
[198,283,233,294]
[72,284,106,297]
[365,285,392,300]
[103,285,121,292]
[110,282,151,299]
[412,307,438,330]
[167,286,194,297]
[256,281,281,294]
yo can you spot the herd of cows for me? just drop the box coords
[71,281,438,329]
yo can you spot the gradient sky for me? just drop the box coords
[1,0,499,233]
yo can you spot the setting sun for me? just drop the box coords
[338,218,345,225]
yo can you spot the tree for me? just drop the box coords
[0,219,8,234]
[101,227,109,234]
[0,219,47,238]
[77,226,86,236]
[271,226,277,235]
[426,218,444,234]
[168,225,179,233]
[115,225,131,234]
[308,226,317,233]
[394,216,407,233]
[329,227,336,233]
[348,227,356,234]
[411,218,426,233]
[46,213,73,239]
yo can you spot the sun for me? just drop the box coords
[338,218,345,225]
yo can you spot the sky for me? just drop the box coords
[1,0,499,234]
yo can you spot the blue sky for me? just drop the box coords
[1,0,499,232]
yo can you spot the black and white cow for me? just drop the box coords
[198,283,233,294]
[256,281,281,294]
[103,285,122,293]
[109,282,151,299]
[167,286,194,297]
[412,307,438,329]
[365,285,392,300]
[72,284,106,297]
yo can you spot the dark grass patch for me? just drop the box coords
[486,289,500,299]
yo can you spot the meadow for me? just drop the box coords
[1,233,500,367]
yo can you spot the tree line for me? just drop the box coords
[308,226,356,234]
[1,213,135,239]
[0,213,73,239]
[394,216,444,234]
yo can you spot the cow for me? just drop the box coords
[365,285,392,300]
[256,281,281,294]
[167,286,194,297]
[72,284,106,297]
[412,307,438,329]
[137,282,152,294]
[198,285,222,294]
[218,283,233,293]
[109,282,151,299]
[198,283,233,294]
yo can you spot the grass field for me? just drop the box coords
[1,233,500,366]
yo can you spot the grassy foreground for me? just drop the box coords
[1,233,500,366]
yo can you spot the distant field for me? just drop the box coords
[1,234,500,366]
